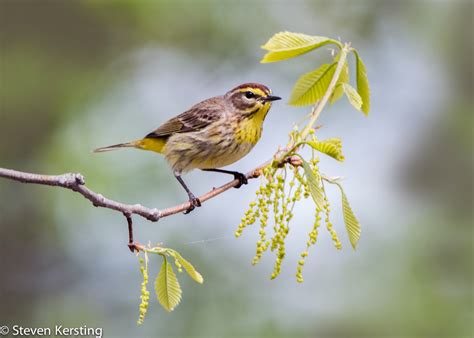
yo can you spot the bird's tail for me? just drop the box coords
[93,140,140,153]
[93,138,166,154]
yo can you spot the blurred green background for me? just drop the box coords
[0,1,472,337]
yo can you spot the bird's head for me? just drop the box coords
[225,83,281,116]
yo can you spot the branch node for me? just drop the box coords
[128,242,144,253]
[74,174,85,185]
[289,156,303,167]
[148,209,161,222]
[58,174,76,187]
[248,170,262,179]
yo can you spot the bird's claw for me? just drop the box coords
[233,173,248,189]
[184,195,201,214]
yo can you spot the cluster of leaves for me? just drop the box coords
[235,32,370,281]
[136,245,203,324]
[261,31,370,114]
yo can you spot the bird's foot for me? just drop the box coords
[233,172,248,189]
[184,194,201,214]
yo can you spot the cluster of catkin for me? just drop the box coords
[235,155,342,282]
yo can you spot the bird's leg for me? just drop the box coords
[174,173,201,214]
[202,168,248,189]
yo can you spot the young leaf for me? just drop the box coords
[155,257,182,312]
[342,83,363,111]
[334,183,361,249]
[329,61,349,104]
[306,138,345,162]
[289,63,337,106]
[167,249,204,284]
[261,32,335,63]
[354,50,370,115]
[341,190,361,249]
[301,159,325,210]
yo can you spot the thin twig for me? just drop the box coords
[300,43,350,139]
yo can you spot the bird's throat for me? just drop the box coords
[235,104,270,144]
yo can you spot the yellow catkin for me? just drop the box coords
[270,170,295,280]
[173,256,183,273]
[239,152,342,282]
[296,209,322,282]
[249,166,276,265]
[137,257,150,325]
[294,168,310,199]
[323,195,342,249]
[235,187,264,237]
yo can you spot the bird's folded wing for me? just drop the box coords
[145,97,224,138]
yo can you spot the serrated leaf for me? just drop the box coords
[341,192,361,249]
[170,250,204,284]
[334,183,361,249]
[155,257,182,312]
[289,63,337,106]
[342,83,363,111]
[261,32,334,63]
[306,139,345,162]
[301,159,325,210]
[354,51,370,115]
[329,61,349,104]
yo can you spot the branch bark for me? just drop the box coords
[0,168,161,221]
[0,166,264,251]
[0,166,263,216]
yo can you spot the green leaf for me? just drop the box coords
[167,249,204,284]
[342,83,363,111]
[335,183,361,249]
[322,178,361,249]
[261,32,336,63]
[329,60,349,104]
[306,138,345,162]
[301,159,325,210]
[341,191,361,249]
[155,257,182,312]
[354,50,370,115]
[289,63,337,106]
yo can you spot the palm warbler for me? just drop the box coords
[94,83,281,212]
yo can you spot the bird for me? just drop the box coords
[94,83,281,213]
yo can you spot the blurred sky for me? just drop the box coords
[0,1,472,338]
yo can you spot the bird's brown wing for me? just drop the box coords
[145,97,224,138]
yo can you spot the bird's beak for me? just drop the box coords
[262,95,282,102]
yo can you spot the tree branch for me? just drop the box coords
[0,43,351,252]
[0,167,261,219]
[0,166,264,251]
[0,168,161,221]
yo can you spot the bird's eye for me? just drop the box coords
[244,91,255,99]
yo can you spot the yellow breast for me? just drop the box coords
[235,104,270,144]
